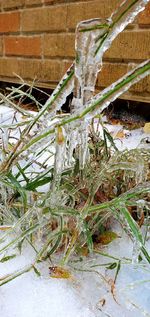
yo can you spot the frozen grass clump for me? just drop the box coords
[0,0,150,285]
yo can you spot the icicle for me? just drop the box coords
[132,200,145,264]
[48,126,67,207]
[78,123,89,170]
[137,199,145,219]
[66,127,78,167]
[73,18,111,107]
[135,161,146,184]
[53,126,66,185]
[132,238,142,264]
[0,128,9,162]
[69,19,110,169]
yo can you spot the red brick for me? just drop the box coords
[21,6,67,32]
[138,2,150,25]
[98,62,150,94]
[62,60,73,74]
[43,33,75,57]
[43,0,54,4]
[42,60,63,82]
[147,76,150,93]
[0,57,20,77]
[25,0,42,6]
[2,0,25,10]
[0,38,3,55]
[0,12,20,33]
[127,63,149,93]
[98,63,128,88]
[67,0,119,30]
[0,58,63,82]
[4,36,42,57]
[104,30,150,61]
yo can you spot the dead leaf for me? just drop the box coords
[95,231,119,245]
[49,266,73,279]
[108,278,119,304]
[56,126,65,144]
[99,298,106,307]
[143,123,150,134]
[115,130,125,138]
[95,189,107,203]
[77,246,89,257]
[138,212,145,227]
[0,226,12,231]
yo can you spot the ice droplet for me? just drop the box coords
[132,238,142,264]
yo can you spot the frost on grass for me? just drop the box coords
[0,0,150,316]
[0,104,150,317]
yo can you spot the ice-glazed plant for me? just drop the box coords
[0,0,150,285]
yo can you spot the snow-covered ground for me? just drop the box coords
[0,105,150,317]
[94,116,150,151]
[0,227,150,317]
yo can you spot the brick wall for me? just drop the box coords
[0,0,150,102]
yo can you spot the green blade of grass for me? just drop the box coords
[118,205,144,244]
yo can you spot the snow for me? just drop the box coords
[0,104,150,317]
[0,266,93,317]
[94,117,150,152]
[0,228,150,317]
[0,270,93,317]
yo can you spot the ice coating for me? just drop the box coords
[42,64,74,121]
[66,59,150,170]
[53,19,109,172]
[96,0,150,60]
[63,0,150,170]
[38,0,149,130]
[132,239,142,264]
[42,0,149,120]
[73,18,110,107]
[131,199,146,264]
[82,60,150,120]
[69,19,109,169]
